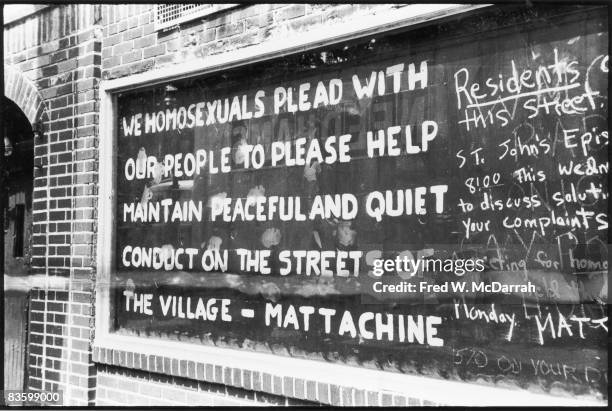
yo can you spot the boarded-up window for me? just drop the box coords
[111,6,608,401]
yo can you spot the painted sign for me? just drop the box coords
[113,6,608,400]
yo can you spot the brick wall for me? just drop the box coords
[101,4,405,80]
[95,364,314,406]
[4,4,102,406]
[92,346,442,406]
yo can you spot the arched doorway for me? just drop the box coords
[2,96,34,394]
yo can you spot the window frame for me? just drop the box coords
[93,4,601,405]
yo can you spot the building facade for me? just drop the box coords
[2,3,608,407]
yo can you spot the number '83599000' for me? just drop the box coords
[2,390,62,405]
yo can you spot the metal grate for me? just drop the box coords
[155,4,238,31]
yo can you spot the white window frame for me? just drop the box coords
[95,4,602,406]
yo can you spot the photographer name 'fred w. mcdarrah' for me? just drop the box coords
[372,280,537,294]
[2,3,608,408]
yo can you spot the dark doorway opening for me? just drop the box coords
[2,96,35,395]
